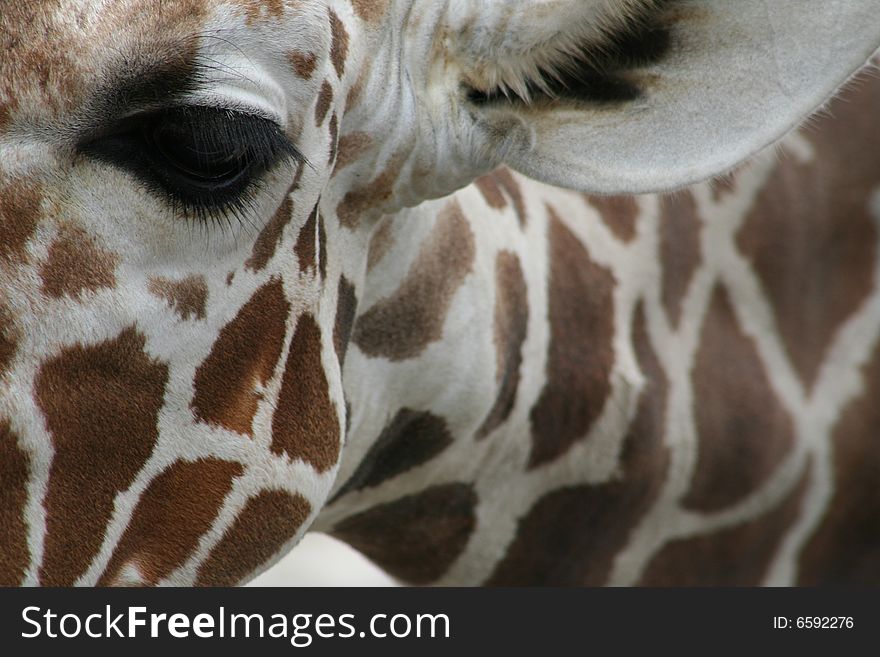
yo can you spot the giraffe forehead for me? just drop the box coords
[0,0,337,130]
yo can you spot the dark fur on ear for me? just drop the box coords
[468,3,672,107]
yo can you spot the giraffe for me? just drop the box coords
[1,0,880,587]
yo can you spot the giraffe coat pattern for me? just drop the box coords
[1,0,880,586]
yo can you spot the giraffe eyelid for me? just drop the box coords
[77,105,303,224]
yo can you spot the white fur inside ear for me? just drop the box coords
[447,0,659,99]
[461,0,880,194]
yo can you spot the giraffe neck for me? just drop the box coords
[316,73,880,586]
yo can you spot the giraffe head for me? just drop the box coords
[1,1,878,586]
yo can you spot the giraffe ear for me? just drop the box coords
[462,0,880,194]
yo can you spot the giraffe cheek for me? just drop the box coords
[34,327,169,586]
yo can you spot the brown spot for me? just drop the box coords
[353,200,475,360]
[318,212,327,280]
[191,279,290,436]
[36,328,169,585]
[99,459,243,586]
[0,419,30,586]
[488,304,669,585]
[474,168,527,227]
[148,275,208,321]
[366,216,395,271]
[476,251,529,440]
[315,80,333,127]
[351,0,390,23]
[0,178,41,263]
[245,192,294,272]
[235,0,285,24]
[736,80,880,391]
[331,484,476,584]
[226,271,235,286]
[659,192,702,328]
[345,64,369,110]
[333,132,372,176]
[0,303,18,378]
[287,50,317,79]
[328,113,339,165]
[333,276,358,367]
[586,194,639,243]
[294,206,319,273]
[336,152,406,227]
[474,173,507,210]
[799,338,880,584]
[640,467,810,585]
[331,409,453,501]
[0,102,12,133]
[328,9,349,78]
[684,285,795,511]
[40,224,119,300]
[195,489,311,586]
[270,314,340,472]
[528,207,616,469]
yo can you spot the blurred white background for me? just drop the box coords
[248,533,398,587]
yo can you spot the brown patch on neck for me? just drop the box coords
[798,337,880,584]
[287,50,317,79]
[40,224,119,300]
[0,419,30,586]
[684,285,794,511]
[659,192,703,328]
[640,465,810,585]
[331,409,453,501]
[36,327,169,585]
[0,178,41,263]
[586,194,639,243]
[736,79,880,392]
[353,200,476,360]
[351,0,390,23]
[366,216,395,271]
[488,303,669,585]
[333,132,373,176]
[245,191,295,272]
[333,276,358,367]
[98,459,243,586]
[315,80,334,126]
[195,489,311,586]
[476,251,529,440]
[336,152,407,228]
[328,9,349,78]
[191,279,290,436]
[148,275,208,321]
[294,206,319,273]
[331,483,477,584]
[270,314,340,472]
[474,169,528,227]
[0,303,19,378]
[528,207,616,469]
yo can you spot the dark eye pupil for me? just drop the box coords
[150,122,244,182]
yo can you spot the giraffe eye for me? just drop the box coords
[81,106,302,219]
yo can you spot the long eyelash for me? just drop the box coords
[163,107,304,222]
[79,105,305,229]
